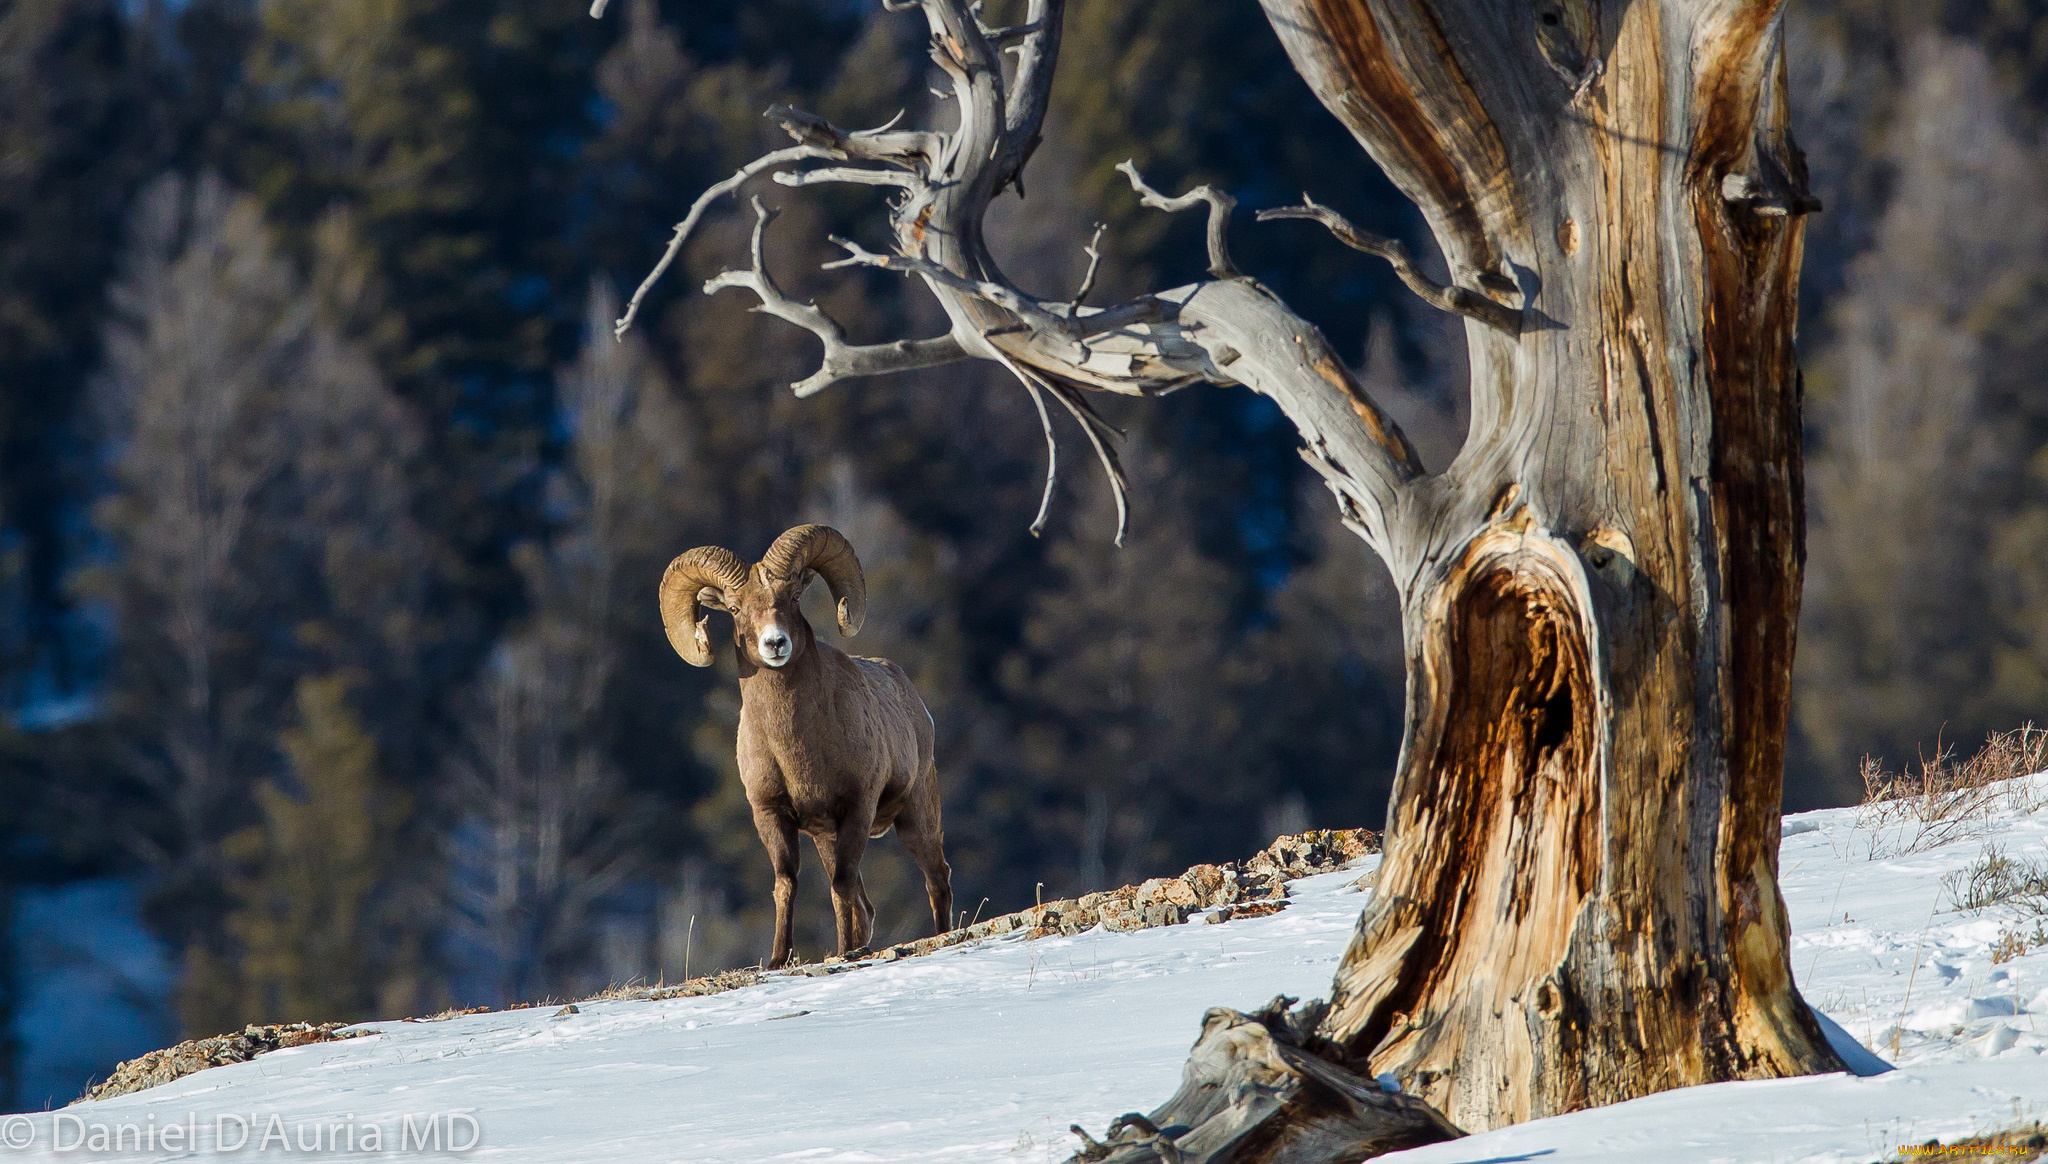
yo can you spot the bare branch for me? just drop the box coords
[1116,160,1239,279]
[989,348,1130,546]
[988,346,1061,537]
[1069,222,1106,314]
[1257,197,1524,336]
[1298,444,1383,554]
[981,19,1044,46]
[611,99,951,341]
[643,0,1419,553]
[823,236,1072,335]
[704,199,966,397]
[1044,378,1129,545]
[614,145,833,338]
[767,105,939,170]
[773,167,919,190]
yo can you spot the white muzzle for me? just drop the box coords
[757,625,793,668]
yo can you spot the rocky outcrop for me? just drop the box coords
[860,828,1379,961]
[77,1023,366,1103]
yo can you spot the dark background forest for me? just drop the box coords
[2,0,2045,1110]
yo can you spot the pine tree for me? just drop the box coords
[91,170,435,1024]
[1001,443,1258,893]
[91,172,309,947]
[185,675,415,1033]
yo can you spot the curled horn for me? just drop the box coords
[760,524,866,637]
[658,546,749,667]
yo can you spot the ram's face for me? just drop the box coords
[729,572,812,670]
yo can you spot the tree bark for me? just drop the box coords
[1260,0,1845,1128]
[1071,999,1463,1163]
[600,0,1843,1144]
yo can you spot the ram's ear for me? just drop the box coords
[696,586,729,612]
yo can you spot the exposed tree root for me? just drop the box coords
[1066,998,1462,1163]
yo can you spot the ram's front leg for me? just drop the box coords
[752,805,801,969]
[816,814,875,956]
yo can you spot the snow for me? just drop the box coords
[17,778,2048,1163]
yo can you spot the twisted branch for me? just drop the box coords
[705,199,965,397]
[600,0,1429,548]
[607,101,943,339]
[981,20,1046,47]
[824,236,1073,336]
[1257,197,1524,336]
[1116,160,1238,279]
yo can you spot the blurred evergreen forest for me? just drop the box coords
[2,0,2046,1106]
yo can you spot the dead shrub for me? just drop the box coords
[1856,724,2048,857]
[1942,842,2048,913]
[1991,923,2048,965]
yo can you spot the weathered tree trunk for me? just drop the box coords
[600,0,1843,1146]
[1261,0,1845,1129]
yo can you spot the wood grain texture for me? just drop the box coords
[1264,0,1843,1131]
[1070,1001,1462,1163]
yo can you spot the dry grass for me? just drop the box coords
[1942,843,2048,914]
[1944,842,2048,964]
[1991,922,2048,965]
[1856,725,2048,858]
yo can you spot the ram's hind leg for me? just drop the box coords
[895,768,953,937]
[816,814,874,956]
[753,806,800,970]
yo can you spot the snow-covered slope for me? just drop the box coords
[20,780,2048,1163]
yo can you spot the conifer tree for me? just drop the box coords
[185,676,415,1033]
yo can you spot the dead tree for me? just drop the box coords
[594,0,1842,1147]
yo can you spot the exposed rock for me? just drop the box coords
[637,967,762,999]
[862,828,1376,957]
[1207,900,1288,924]
[77,1022,369,1104]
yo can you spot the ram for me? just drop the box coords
[659,524,952,968]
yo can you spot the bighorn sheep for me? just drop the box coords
[659,524,952,968]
